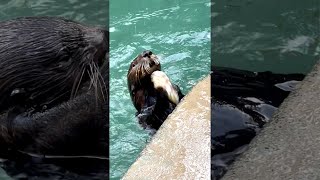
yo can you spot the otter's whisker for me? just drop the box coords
[71,64,86,99]
[88,63,95,90]
[88,62,100,106]
[93,62,107,102]
[93,65,99,105]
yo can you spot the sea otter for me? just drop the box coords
[0,62,108,156]
[127,50,184,130]
[211,66,305,179]
[0,16,108,113]
[0,16,109,179]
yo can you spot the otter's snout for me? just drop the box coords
[141,50,160,67]
[142,50,153,58]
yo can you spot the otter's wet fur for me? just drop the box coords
[0,17,109,178]
[0,16,108,155]
[0,16,108,112]
[0,62,108,156]
[127,51,184,130]
[0,62,109,179]
[211,66,305,179]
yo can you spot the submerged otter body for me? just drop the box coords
[0,17,109,178]
[211,66,305,179]
[0,16,108,112]
[0,62,108,179]
[127,51,184,130]
[0,63,108,156]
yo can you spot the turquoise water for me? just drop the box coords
[0,0,107,179]
[213,0,320,74]
[0,0,107,27]
[109,0,210,179]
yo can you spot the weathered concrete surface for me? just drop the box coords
[223,61,320,180]
[122,75,211,180]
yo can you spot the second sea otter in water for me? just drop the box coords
[127,50,184,130]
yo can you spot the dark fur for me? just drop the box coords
[0,65,108,178]
[127,51,184,130]
[0,17,109,178]
[0,16,108,112]
[0,62,108,156]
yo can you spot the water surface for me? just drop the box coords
[109,0,210,179]
[213,0,319,73]
[212,0,319,179]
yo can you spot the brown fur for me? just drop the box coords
[127,51,184,130]
[127,50,161,112]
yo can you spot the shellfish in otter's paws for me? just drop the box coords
[151,70,179,105]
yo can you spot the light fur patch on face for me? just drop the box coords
[151,70,179,105]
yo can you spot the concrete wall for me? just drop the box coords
[122,75,211,180]
[223,61,320,180]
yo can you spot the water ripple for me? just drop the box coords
[110,0,210,179]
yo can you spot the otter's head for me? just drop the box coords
[127,50,161,91]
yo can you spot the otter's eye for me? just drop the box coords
[149,61,155,67]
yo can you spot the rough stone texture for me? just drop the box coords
[223,61,320,180]
[122,75,211,180]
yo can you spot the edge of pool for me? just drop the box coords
[122,75,211,180]
[222,60,320,179]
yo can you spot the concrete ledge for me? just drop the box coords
[223,60,320,180]
[122,75,211,180]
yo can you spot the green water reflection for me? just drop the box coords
[109,0,210,179]
[213,0,320,73]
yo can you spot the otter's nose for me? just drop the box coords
[142,50,153,58]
